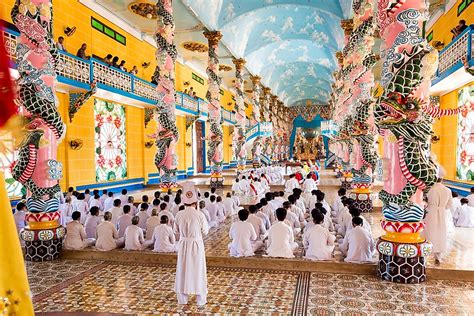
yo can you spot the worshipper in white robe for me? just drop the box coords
[59,196,74,226]
[148,199,160,217]
[256,202,271,230]
[288,195,306,225]
[174,181,209,306]
[215,196,227,222]
[137,203,150,230]
[159,202,175,227]
[151,215,176,252]
[99,190,108,209]
[84,207,102,239]
[229,209,263,257]
[285,174,300,194]
[223,192,238,216]
[13,202,26,238]
[103,192,115,212]
[302,174,318,208]
[146,208,161,240]
[467,187,474,206]
[75,193,89,224]
[239,176,250,194]
[84,189,91,204]
[266,208,298,258]
[199,200,216,228]
[304,210,335,260]
[424,178,453,264]
[64,211,95,250]
[89,194,102,212]
[125,196,138,215]
[124,216,146,250]
[448,191,462,233]
[247,205,267,240]
[266,192,281,213]
[141,195,151,210]
[109,199,123,226]
[307,190,319,212]
[170,196,182,216]
[282,201,301,234]
[119,189,128,206]
[336,198,355,233]
[340,206,370,237]
[95,211,124,251]
[316,191,331,215]
[340,217,375,263]
[293,189,307,214]
[314,203,335,232]
[117,205,133,238]
[453,198,474,227]
[206,195,221,225]
[331,188,347,219]
[260,198,275,224]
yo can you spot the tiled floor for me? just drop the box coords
[28,260,474,315]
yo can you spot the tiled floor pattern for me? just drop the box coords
[29,260,474,315]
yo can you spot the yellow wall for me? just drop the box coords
[426,0,474,46]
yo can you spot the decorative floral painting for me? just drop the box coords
[0,131,24,198]
[94,99,127,182]
[456,85,474,181]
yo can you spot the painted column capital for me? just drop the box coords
[232,58,246,71]
[203,30,223,46]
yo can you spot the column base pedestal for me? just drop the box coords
[24,238,63,261]
[377,253,426,283]
[210,176,224,188]
[350,192,373,212]
[340,180,352,191]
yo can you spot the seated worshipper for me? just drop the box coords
[119,189,128,206]
[232,178,243,194]
[162,195,172,211]
[89,194,102,213]
[159,202,175,227]
[75,193,89,224]
[199,200,216,228]
[260,174,270,191]
[117,205,133,238]
[256,202,271,230]
[266,208,299,258]
[64,211,95,250]
[207,195,221,225]
[339,204,371,237]
[332,188,347,218]
[59,196,73,226]
[288,195,306,226]
[203,192,211,207]
[247,205,267,240]
[142,195,150,209]
[137,203,150,230]
[170,196,182,216]
[109,199,123,226]
[125,196,138,215]
[453,198,474,227]
[307,190,319,212]
[151,215,176,252]
[266,192,281,212]
[215,196,227,222]
[340,217,375,263]
[149,198,160,217]
[99,189,108,209]
[239,176,250,194]
[84,189,91,204]
[448,191,462,233]
[224,192,238,216]
[146,208,161,240]
[285,174,300,194]
[304,210,335,260]
[314,202,334,232]
[13,202,27,235]
[336,198,355,231]
[302,173,318,208]
[282,201,301,234]
[260,198,275,224]
[229,209,263,257]
[468,187,474,206]
[316,191,331,215]
[154,191,161,201]
[95,211,124,251]
[103,191,115,212]
[84,206,102,239]
[293,189,307,214]
[124,216,146,250]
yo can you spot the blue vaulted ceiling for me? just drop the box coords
[181,0,351,106]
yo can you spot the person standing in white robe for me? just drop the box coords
[266,208,298,258]
[340,217,375,263]
[124,216,146,250]
[302,174,318,208]
[64,211,95,250]
[424,178,453,264]
[453,198,474,227]
[174,181,209,306]
[95,212,124,251]
[84,207,102,239]
[285,174,300,194]
[304,211,335,260]
[229,209,262,257]
[151,215,176,252]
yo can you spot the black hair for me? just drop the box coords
[113,199,121,207]
[121,189,127,195]
[153,198,160,206]
[141,203,149,210]
[72,211,81,221]
[78,193,85,200]
[160,215,168,224]
[210,195,216,202]
[160,203,167,211]
[123,205,131,214]
[249,205,257,214]
[338,188,346,196]
[90,206,99,216]
[16,202,26,211]
[142,195,149,202]
[238,209,249,221]
[108,192,114,197]
[352,216,363,226]
[461,198,469,205]
[276,208,287,221]
[312,209,324,224]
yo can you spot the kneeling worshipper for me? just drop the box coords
[95,211,124,251]
[64,211,96,250]
[151,215,177,253]
[228,209,263,257]
[303,210,335,260]
[266,208,298,258]
[340,217,375,263]
[453,198,474,227]
[124,216,147,250]
[174,181,209,306]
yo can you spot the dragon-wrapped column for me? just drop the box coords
[250,75,262,168]
[12,0,66,261]
[203,30,224,187]
[153,0,180,191]
[374,0,439,283]
[232,58,246,173]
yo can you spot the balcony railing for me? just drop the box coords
[433,24,473,83]
[245,122,273,141]
[2,27,236,124]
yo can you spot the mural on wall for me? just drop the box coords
[456,85,474,181]
[94,99,127,182]
[0,132,24,198]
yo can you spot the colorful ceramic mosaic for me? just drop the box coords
[456,85,474,181]
[94,99,127,182]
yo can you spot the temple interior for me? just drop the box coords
[1,0,474,315]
